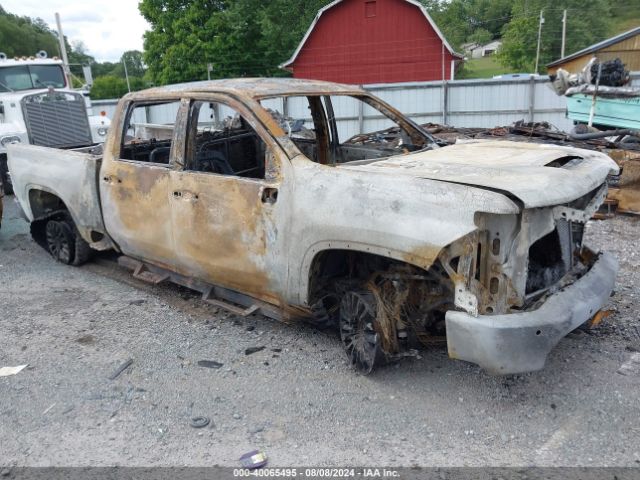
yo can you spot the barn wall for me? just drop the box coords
[289,0,458,84]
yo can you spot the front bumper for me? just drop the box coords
[445,252,618,375]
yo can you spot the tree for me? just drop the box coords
[90,75,146,100]
[468,28,492,46]
[139,0,330,84]
[110,50,146,78]
[139,0,226,84]
[422,0,473,49]
[257,0,329,76]
[463,0,513,39]
[0,9,60,58]
[67,40,96,81]
[498,0,611,72]
[421,0,512,49]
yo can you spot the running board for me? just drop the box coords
[202,288,260,317]
[116,256,284,321]
[120,258,170,284]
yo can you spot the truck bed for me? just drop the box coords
[7,143,108,247]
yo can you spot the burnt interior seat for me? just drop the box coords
[197,150,234,174]
[121,139,173,163]
[195,130,265,178]
[149,146,171,164]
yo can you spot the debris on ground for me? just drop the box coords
[76,334,96,345]
[239,450,268,469]
[197,360,224,369]
[617,353,640,376]
[245,347,265,356]
[0,365,27,377]
[189,416,210,428]
[108,359,134,380]
[588,309,615,329]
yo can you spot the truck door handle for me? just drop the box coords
[261,187,278,204]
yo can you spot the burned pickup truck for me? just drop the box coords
[8,78,618,375]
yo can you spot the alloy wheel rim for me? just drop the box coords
[46,222,71,263]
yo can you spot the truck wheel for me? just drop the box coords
[339,290,384,374]
[44,215,93,266]
[72,229,93,266]
[0,156,13,195]
[45,219,75,264]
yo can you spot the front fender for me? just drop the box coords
[287,157,519,306]
[297,239,447,305]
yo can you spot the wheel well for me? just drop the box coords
[28,190,69,250]
[308,249,455,354]
[308,249,419,305]
[29,189,68,219]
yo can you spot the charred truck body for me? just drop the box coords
[0,53,110,193]
[8,79,618,375]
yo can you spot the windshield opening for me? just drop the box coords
[0,65,66,92]
[259,94,437,165]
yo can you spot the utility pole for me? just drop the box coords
[55,13,72,87]
[561,9,567,58]
[123,58,131,93]
[207,63,213,81]
[534,10,545,73]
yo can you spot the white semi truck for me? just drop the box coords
[0,51,110,193]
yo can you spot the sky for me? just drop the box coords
[2,0,150,62]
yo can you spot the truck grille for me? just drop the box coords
[21,91,93,148]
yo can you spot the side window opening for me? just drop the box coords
[185,101,266,180]
[261,96,320,163]
[120,101,181,165]
[262,95,433,166]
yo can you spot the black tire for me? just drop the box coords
[44,215,92,266]
[0,155,13,195]
[72,226,93,266]
[339,289,385,374]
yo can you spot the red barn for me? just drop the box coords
[280,0,463,85]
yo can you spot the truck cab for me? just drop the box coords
[0,52,110,193]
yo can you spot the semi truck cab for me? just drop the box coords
[0,51,110,193]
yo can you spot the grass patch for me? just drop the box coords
[457,56,518,79]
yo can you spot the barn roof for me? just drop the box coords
[280,0,463,70]
[547,26,640,68]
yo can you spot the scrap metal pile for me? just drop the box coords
[550,57,640,134]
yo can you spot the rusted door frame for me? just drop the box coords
[99,96,185,269]
[167,93,290,306]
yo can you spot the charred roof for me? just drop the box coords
[127,78,365,101]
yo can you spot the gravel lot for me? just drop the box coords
[1,195,639,468]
